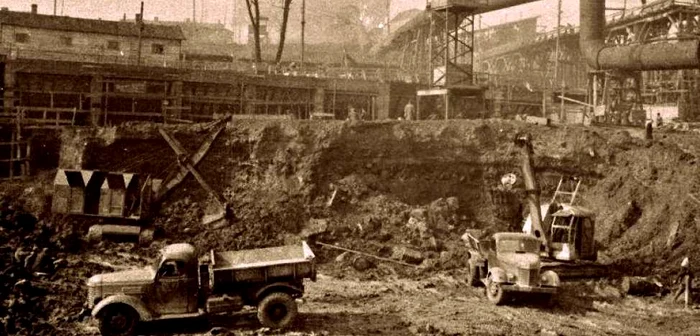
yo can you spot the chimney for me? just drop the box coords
[122,13,126,21]
[31,4,38,15]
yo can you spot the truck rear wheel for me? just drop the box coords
[486,277,507,305]
[257,292,298,330]
[98,304,138,336]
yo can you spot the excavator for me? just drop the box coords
[514,133,607,278]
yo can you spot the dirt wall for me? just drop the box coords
[54,119,700,276]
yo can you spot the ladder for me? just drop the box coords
[551,176,582,205]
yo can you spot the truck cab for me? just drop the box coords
[86,242,316,336]
[463,231,560,305]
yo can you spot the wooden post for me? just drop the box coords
[685,274,690,308]
[560,80,565,123]
[444,92,449,120]
[542,89,547,118]
[9,131,15,179]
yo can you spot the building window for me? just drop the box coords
[151,44,165,54]
[61,36,73,46]
[107,41,120,50]
[14,33,29,43]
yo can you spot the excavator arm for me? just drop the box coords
[514,133,550,255]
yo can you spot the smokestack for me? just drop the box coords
[580,0,700,71]
[31,4,38,14]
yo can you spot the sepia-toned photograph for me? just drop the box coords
[0,0,699,335]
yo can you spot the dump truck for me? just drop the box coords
[86,241,316,336]
[462,230,560,305]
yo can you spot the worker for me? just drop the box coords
[656,113,663,128]
[347,106,358,121]
[645,119,653,140]
[673,257,693,303]
[404,100,415,121]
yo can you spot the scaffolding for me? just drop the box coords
[417,0,484,120]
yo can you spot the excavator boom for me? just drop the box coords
[514,133,550,254]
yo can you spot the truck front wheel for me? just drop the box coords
[257,292,298,329]
[98,304,138,336]
[486,277,507,305]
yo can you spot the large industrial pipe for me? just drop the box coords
[580,0,700,71]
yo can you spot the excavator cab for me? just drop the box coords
[546,176,597,262]
[548,204,597,262]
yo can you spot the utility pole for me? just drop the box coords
[137,1,144,66]
[301,0,306,70]
[555,0,563,121]
[232,0,237,41]
[54,0,57,15]
[554,0,561,86]
[386,0,391,35]
[193,0,196,23]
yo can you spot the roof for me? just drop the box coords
[551,204,595,218]
[162,243,196,261]
[0,11,185,40]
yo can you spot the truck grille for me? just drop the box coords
[87,287,98,308]
[518,269,539,286]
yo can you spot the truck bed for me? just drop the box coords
[208,241,316,288]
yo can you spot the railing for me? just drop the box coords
[607,0,700,24]
[1,46,417,84]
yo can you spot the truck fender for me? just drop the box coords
[255,282,303,302]
[540,270,561,287]
[92,294,154,322]
[487,267,507,283]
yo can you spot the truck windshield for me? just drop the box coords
[498,239,539,253]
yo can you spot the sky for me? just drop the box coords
[2,0,640,31]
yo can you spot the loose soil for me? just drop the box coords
[2,119,700,335]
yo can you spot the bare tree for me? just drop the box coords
[245,0,262,62]
[275,0,293,63]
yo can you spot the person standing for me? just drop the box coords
[645,119,653,140]
[673,257,693,305]
[656,113,663,128]
[404,100,415,121]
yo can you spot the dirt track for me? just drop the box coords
[71,266,700,336]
